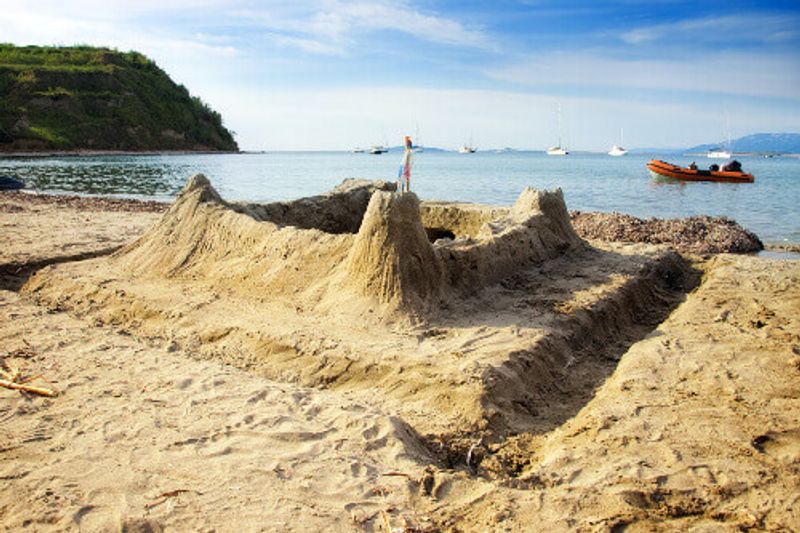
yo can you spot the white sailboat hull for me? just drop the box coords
[546,147,568,156]
[608,145,627,156]
[707,151,731,159]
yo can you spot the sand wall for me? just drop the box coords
[234,178,396,234]
[113,175,359,304]
[433,189,583,295]
[419,202,507,239]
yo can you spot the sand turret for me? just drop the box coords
[345,191,442,312]
[511,187,581,244]
[177,173,225,204]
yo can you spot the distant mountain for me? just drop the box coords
[385,145,447,152]
[0,44,238,152]
[685,133,800,154]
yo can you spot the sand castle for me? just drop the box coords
[107,174,583,318]
[24,175,696,443]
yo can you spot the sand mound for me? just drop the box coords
[112,174,358,303]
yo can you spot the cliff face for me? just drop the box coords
[0,45,238,152]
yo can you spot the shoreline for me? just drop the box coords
[2,189,783,252]
[3,149,800,157]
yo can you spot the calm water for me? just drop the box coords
[2,151,799,244]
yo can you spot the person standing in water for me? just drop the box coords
[398,136,414,193]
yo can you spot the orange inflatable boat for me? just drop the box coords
[647,159,754,183]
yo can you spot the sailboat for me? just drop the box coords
[707,147,731,159]
[459,133,477,153]
[546,104,568,155]
[608,128,627,156]
[707,114,732,159]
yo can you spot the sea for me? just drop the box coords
[2,151,799,245]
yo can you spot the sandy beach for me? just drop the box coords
[1,183,798,532]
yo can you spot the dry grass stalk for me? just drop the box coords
[0,377,56,397]
[381,471,414,480]
[381,509,393,532]
[145,489,194,509]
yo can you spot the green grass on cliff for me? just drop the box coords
[0,45,238,151]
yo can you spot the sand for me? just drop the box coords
[1,182,798,532]
[0,192,162,291]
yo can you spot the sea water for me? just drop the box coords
[2,151,799,245]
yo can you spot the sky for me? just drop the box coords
[2,0,799,151]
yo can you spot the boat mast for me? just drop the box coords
[725,113,731,153]
[557,103,562,148]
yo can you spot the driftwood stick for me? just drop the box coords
[0,378,56,397]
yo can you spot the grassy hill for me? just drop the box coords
[0,45,238,152]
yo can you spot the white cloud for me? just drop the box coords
[620,14,800,45]
[0,6,238,58]
[485,51,800,100]
[272,34,346,56]
[235,0,488,55]
[7,0,234,20]
[335,1,487,47]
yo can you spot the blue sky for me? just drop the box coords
[3,0,799,150]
